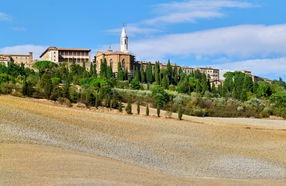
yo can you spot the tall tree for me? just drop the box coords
[146,63,153,83]
[167,59,173,83]
[90,62,93,75]
[100,58,107,78]
[155,62,160,85]
[117,62,124,81]
[173,65,178,85]
[140,65,145,83]
[162,73,169,90]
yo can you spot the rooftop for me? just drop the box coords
[40,47,91,58]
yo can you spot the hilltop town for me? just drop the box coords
[0,26,271,86]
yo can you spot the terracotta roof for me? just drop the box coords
[0,54,31,57]
[96,50,134,56]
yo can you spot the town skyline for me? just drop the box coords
[1,0,286,80]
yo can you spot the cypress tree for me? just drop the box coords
[173,65,178,85]
[178,104,183,120]
[146,63,153,83]
[157,105,160,117]
[90,62,93,75]
[117,62,124,81]
[107,65,113,79]
[93,62,97,77]
[162,74,169,89]
[140,65,145,83]
[126,101,132,114]
[137,102,140,114]
[167,59,172,83]
[146,104,149,116]
[155,62,160,85]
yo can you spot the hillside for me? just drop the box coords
[1,95,286,185]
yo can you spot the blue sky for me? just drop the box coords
[1,0,286,80]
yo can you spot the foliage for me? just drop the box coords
[125,101,132,114]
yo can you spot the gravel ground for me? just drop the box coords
[1,95,286,184]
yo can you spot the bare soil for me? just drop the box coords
[1,95,286,185]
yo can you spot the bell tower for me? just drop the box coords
[120,25,128,53]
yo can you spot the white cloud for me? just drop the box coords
[145,0,254,24]
[129,24,286,61]
[0,12,12,21]
[0,45,48,59]
[107,25,160,36]
[213,58,286,79]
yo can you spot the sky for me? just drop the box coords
[0,0,286,80]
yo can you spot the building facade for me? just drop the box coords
[94,26,135,75]
[40,47,91,69]
[195,67,220,82]
[0,52,33,67]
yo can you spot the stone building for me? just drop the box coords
[195,67,220,82]
[94,26,135,75]
[40,47,91,69]
[0,52,33,67]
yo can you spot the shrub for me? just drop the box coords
[151,85,169,107]
[130,79,141,90]
[57,97,72,107]
[119,101,123,112]
[270,91,286,108]
[126,101,132,114]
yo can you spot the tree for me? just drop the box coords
[33,61,58,74]
[90,63,93,75]
[151,85,169,107]
[117,62,124,81]
[178,104,183,120]
[137,102,140,114]
[201,74,209,94]
[107,65,113,79]
[167,59,172,83]
[50,86,63,101]
[173,65,178,85]
[126,101,132,114]
[140,65,145,83]
[146,63,153,83]
[157,105,160,117]
[93,62,97,77]
[155,62,160,85]
[177,76,189,93]
[240,88,248,102]
[146,104,149,116]
[22,76,34,96]
[161,73,169,90]
[100,59,107,78]
[257,83,272,97]
[39,73,53,99]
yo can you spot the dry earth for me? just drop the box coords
[1,95,286,185]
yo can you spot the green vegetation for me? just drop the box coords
[1,59,286,119]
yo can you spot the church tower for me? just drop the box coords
[120,25,128,53]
